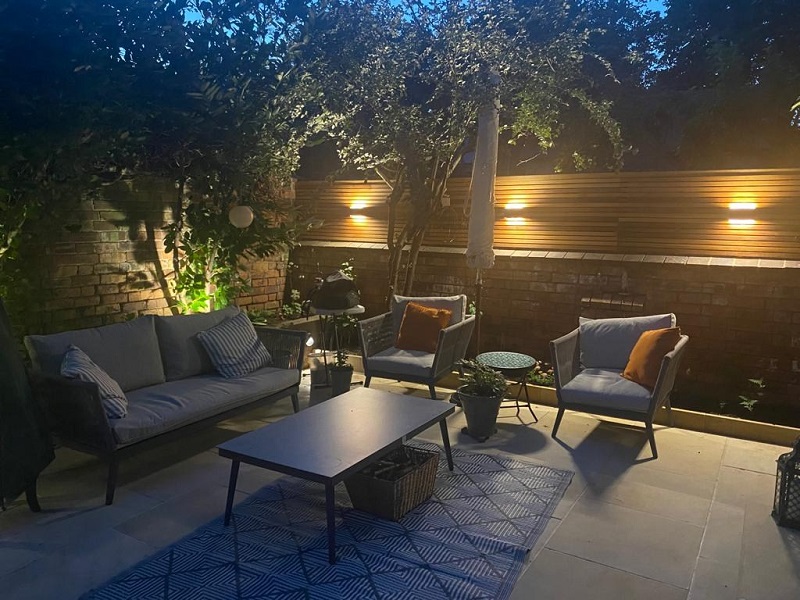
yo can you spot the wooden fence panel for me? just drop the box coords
[296,169,800,259]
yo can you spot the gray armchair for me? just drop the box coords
[549,313,689,458]
[358,295,476,399]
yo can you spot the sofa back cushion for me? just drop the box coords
[25,316,165,392]
[155,306,239,381]
[391,295,466,340]
[579,313,676,370]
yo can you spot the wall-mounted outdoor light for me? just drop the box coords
[229,205,255,228]
[349,200,369,223]
[504,201,526,225]
[727,201,757,227]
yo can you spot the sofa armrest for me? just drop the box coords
[649,334,689,415]
[29,372,116,454]
[254,326,308,376]
[550,327,581,390]
[358,313,394,360]
[432,315,476,379]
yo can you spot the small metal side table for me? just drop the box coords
[310,305,365,387]
[475,351,538,422]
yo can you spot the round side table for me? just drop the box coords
[475,351,538,422]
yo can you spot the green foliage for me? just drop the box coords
[333,347,352,369]
[164,199,297,313]
[459,359,508,399]
[737,378,765,413]
[281,289,303,320]
[0,0,315,317]
[304,0,624,295]
[527,362,555,387]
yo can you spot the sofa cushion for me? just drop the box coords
[391,295,465,339]
[25,316,165,392]
[61,345,128,419]
[579,313,676,370]
[622,327,682,389]
[112,367,300,446]
[155,306,240,381]
[367,347,435,378]
[396,302,452,354]
[560,368,652,413]
[197,311,272,378]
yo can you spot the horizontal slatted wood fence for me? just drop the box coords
[296,169,800,259]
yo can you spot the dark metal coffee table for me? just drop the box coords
[217,387,455,564]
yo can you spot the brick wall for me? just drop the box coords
[21,179,287,334]
[291,242,800,421]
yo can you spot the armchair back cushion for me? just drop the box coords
[622,327,682,389]
[395,302,452,353]
[25,316,165,392]
[391,295,466,339]
[579,313,676,370]
[155,306,239,381]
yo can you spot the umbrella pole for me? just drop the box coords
[475,269,483,355]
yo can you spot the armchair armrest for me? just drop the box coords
[254,326,308,375]
[29,372,116,454]
[649,334,689,415]
[432,315,476,379]
[358,313,394,359]
[550,327,581,390]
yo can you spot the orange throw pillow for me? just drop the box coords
[396,302,453,353]
[622,327,681,389]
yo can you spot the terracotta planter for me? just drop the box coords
[457,385,503,442]
[330,366,354,396]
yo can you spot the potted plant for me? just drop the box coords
[330,348,354,396]
[457,359,508,442]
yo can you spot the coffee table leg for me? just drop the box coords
[439,419,454,471]
[224,460,240,526]
[325,482,336,564]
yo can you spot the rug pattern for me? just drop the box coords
[83,443,572,599]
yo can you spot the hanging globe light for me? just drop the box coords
[228,205,255,228]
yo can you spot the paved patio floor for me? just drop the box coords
[2,374,799,599]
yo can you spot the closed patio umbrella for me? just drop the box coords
[465,93,499,353]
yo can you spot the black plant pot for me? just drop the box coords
[330,366,354,396]
[457,385,503,442]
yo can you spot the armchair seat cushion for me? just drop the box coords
[367,347,434,378]
[560,368,651,413]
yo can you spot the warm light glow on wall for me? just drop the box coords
[504,217,526,225]
[350,200,368,210]
[728,218,756,227]
[728,202,757,211]
[350,214,368,223]
[505,202,525,210]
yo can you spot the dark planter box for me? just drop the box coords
[345,446,439,521]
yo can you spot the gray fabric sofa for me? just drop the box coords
[25,306,307,505]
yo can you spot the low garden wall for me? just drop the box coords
[290,241,800,427]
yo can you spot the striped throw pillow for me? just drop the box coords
[196,310,272,378]
[61,345,128,419]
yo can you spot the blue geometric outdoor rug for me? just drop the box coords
[82,442,572,599]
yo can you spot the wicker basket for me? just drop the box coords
[345,446,439,521]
